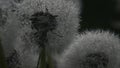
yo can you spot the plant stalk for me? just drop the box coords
[0,35,7,68]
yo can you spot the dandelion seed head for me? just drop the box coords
[8,0,80,68]
[58,30,120,68]
[13,0,80,54]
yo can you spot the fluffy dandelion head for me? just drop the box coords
[12,0,80,54]
[57,30,120,68]
[7,0,80,68]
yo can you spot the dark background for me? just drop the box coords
[79,0,120,36]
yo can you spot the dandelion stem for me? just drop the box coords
[0,35,7,68]
[37,47,46,68]
[37,31,48,68]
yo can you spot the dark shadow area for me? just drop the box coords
[79,0,120,35]
[83,52,109,68]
